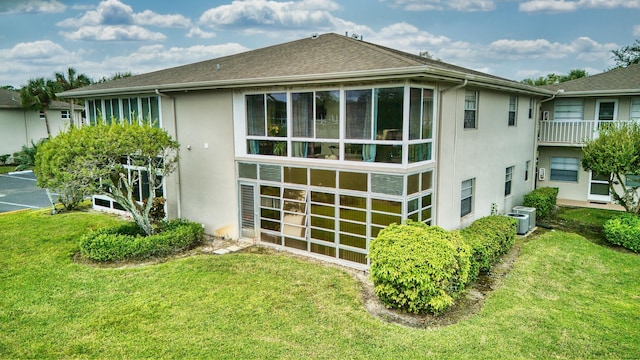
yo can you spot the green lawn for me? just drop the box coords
[1,210,639,359]
[0,165,15,174]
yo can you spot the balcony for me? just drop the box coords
[537,120,634,146]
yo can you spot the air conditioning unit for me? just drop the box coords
[513,206,536,231]
[506,213,529,235]
[538,168,546,181]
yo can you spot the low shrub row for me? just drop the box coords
[524,187,558,220]
[80,219,204,262]
[604,214,640,252]
[461,215,518,282]
[369,216,517,314]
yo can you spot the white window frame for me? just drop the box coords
[461,178,474,217]
[61,110,70,119]
[550,157,580,182]
[553,99,583,122]
[505,166,514,196]
[464,90,478,129]
[508,96,517,126]
[631,98,640,121]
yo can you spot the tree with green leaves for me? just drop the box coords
[55,67,91,127]
[20,77,58,137]
[521,69,587,86]
[35,121,179,234]
[611,39,640,68]
[581,122,640,214]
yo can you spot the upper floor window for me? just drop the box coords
[409,88,434,140]
[345,87,403,141]
[247,93,287,137]
[290,90,339,139]
[528,98,534,119]
[464,90,478,129]
[61,110,70,119]
[631,98,640,120]
[553,99,583,122]
[39,111,45,120]
[86,96,160,127]
[508,96,517,126]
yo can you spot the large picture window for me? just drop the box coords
[550,157,579,182]
[241,86,434,164]
[86,96,160,127]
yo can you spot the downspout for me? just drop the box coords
[155,89,182,219]
[534,90,561,190]
[437,78,467,228]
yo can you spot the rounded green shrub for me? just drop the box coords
[461,215,517,281]
[523,187,559,220]
[603,214,640,252]
[80,219,204,262]
[369,221,471,315]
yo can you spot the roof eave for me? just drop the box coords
[555,89,640,97]
[59,65,553,98]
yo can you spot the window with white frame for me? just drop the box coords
[508,96,517,126]
[464,90,478,129]
[39,111,45,120]
[553,99,583,121]
[241,86,435,165]
[529,98,534,119]
[505,166,514,196]
[86,97,160,127]
[550,157,579,182]
[61,110,70,119]
[461,178,474,217]
[631,98,640,120]
[525,160,531,181]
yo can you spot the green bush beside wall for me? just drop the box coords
[524,187,559,220]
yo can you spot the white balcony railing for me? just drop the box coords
[538,120,635,145]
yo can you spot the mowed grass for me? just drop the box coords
[1,210,639,359]
[0,165,15,174]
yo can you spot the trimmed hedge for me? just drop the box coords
[369,221,471,315]
[603,214,640,252]
[524,187,559,220]
[460,215,518,282]
[80,219,204,262]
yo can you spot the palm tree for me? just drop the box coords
[20,77,58,137]
[55,67,91,127]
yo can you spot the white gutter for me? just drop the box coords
[552,89,640,97]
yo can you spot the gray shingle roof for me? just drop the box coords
[544,63,640,94]
[0,88,71,110]
[60,33,548,97]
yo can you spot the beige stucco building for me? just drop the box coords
[61,33,554,268]
[537,64,640,207]
[0,88,77,156]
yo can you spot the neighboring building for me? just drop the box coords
[60,33,553,269]
[537,64,640,206]
[0,88,78,155]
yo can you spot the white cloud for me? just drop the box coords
[520,0,640,13]
[634,25,640,37]
[486,37,616,61]
[0,40,74,61]
[199,0,348,31]
[0,0,65,14]
[133,10,192,28]
[61,25,167,41]
[57,0,194,42]
[383,0,496,12]
[371,22,452,54]
[187,27,217,39]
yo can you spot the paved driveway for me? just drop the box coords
[0,171,52,213]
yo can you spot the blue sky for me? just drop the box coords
[1,0,638,88]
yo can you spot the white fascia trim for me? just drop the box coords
[554,89,640,97]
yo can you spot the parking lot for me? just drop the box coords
[0,171,52,213]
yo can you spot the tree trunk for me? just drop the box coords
[43,107,52,138]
